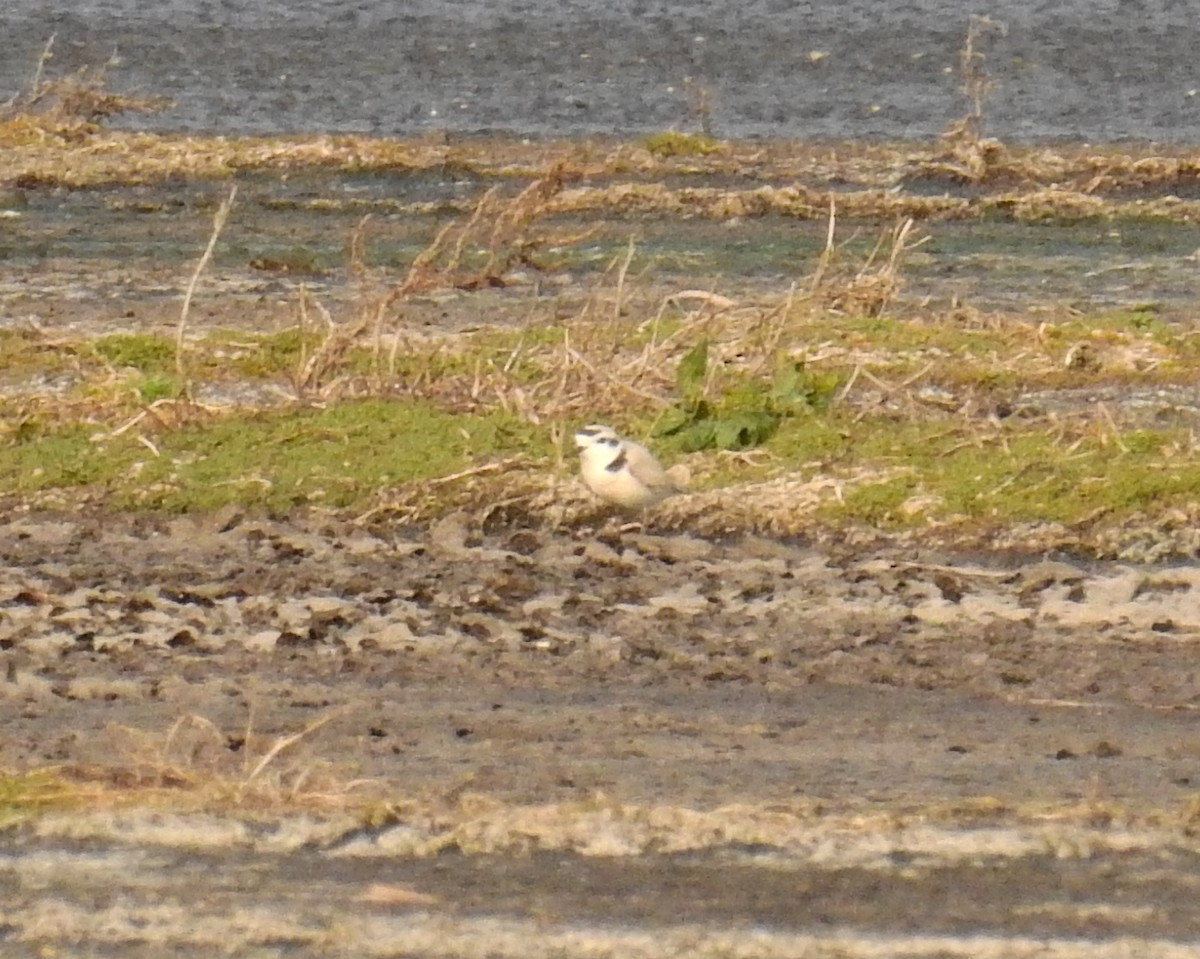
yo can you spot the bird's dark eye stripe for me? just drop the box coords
[601,437,620,447]
[605,450,628,473]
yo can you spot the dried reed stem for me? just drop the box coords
[239,710,341,794]
[611,237,637,323]
[810,197,837,292]
[176,185,237,393]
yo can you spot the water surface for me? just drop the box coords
[3,1,1199,142]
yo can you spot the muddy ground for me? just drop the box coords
[3,509,1200,956]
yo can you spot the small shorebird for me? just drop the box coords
[573,424,680,509]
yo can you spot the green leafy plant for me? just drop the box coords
[655,340,838,451]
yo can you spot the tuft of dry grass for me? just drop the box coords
[86,708,378,811]
[277,166,580,403]
[809,206,924,317]
[0,35,169,136]
[0,708,381,819]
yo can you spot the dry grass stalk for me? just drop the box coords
[176,185,238,393]
[157,713,226,789]
[283,167,578,401]
[682,76,717,137]
[957,16,1007,137]
[610,237,637,323]
[238,710,341,799]
[6,34,56,110]
[470,165,582,286]
[291,285,360,401]
[808,197,839,292]
[738,284,797,378]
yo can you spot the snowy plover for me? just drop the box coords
[573,424,680,509]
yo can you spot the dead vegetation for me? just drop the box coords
[925,15,1011,183]
[2,121,1199,218]
[0,35,168,138]
[808,208,922,316]
[285,164,581,402]
[92,709,373,811]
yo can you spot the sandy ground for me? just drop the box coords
[4,510,1200,956]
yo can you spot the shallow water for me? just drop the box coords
[3,1,1200,141]
[4,174,1199,319]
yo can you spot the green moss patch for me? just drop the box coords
[779,415,1200,532]
[93,333,176,374]
[0,400,546,513]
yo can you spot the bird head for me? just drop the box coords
[573,423,621,452]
